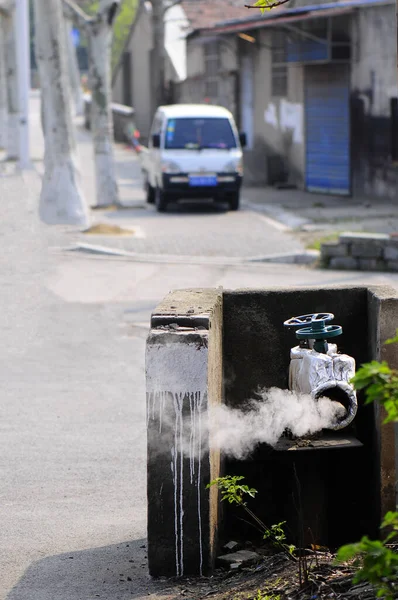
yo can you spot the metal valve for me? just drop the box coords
[284,313,343,354]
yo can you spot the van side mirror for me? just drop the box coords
[152,133,161,148]
[239,132,247,148]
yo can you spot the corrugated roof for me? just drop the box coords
[192,0,394,34]
[205,5,354,34]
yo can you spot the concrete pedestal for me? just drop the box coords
[146,285,397,577]
[146,289,223,577]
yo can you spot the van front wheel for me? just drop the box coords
[229,192,240,211]
[146,179,155,204]
[155,187,168,212]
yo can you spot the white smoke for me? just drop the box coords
[209,388,346,459]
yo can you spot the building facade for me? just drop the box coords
[179,0,398,197]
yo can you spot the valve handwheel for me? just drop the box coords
[296,324,342,340]
[283,313,334,328]
[284,312,342,353]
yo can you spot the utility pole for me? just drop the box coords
[15,0,30,168]
[151,0,165,114]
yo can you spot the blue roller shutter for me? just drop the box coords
[305,65,350,195]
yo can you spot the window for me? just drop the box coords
[204,42,220,99]
[165,118,237,150]
[272,66,287,97]
[149,114,163,147]
[271,29,287,97]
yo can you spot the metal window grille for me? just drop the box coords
[271,29,287,97]
[391,98,398,162]
[205,42,219,100]
[272,66,287,97]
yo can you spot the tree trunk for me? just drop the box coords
[65,16,84,116]
[4,9,18,159]
[151,0,165,114]
[87,0,119,207]
[0,15,8,150]
[33,0,89,226]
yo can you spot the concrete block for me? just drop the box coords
[321,243,349,258]
[386,260,398,271]
[223,540,240,553]
[217,550,261,569]
[339,232,390,243]
[357,259,386,271]
[384,245,398,261]
[367,287,398,516]
[351,243,383,259]
[147,286,398,576]
[329,257,359,270]
[146,289,223,577]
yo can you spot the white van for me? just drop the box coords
[143,104,246,212]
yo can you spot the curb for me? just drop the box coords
[242,200,311,230]
[67,242,320,267]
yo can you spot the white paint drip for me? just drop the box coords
[178,393,184,577]
[197,392,203,576]
[146,339,208,577]
[147,387,205,577]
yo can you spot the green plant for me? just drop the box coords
[305,232,340,251]
[252,592,280,600]
[249,0,292,13]
[336,331,398,599]
[350,330,398,424]
[336,512,398,600]
[80,0,138,71]
[207,476,296,561]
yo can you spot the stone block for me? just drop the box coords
[217,550,261,570]
[367,287,398,516]
[329,257,359,270]
[339,232,390,243]
[351,243,384,258]
[223,540,240,553]
[146,289,223,577]
[386,260,398,272]
[357,259,386,271]
[384,245,398,261]
[321,243,349,258]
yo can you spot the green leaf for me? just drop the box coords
[385,329,398,345]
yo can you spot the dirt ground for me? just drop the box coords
[153,549,381,600]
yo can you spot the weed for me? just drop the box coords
[207,476,296,561]
[305,232,339,251]
[336,330,398,600]
[252,592,280,600]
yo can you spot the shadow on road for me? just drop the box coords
[7,539,175,600]
[105,200,233,221]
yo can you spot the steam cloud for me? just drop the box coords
[148,388,347,461]
[210,388,347,459]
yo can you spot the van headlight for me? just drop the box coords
[224,159,243,175]
[161,161,181,173]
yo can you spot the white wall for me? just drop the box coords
[351,5,397,117]
[250,29,305,186]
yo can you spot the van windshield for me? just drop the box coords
[165,117,237,150]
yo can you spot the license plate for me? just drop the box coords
[189,175,217,187]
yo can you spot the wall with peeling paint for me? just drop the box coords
[112,4,153,141]
[350,4,398,199]
[245,28,305,186]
